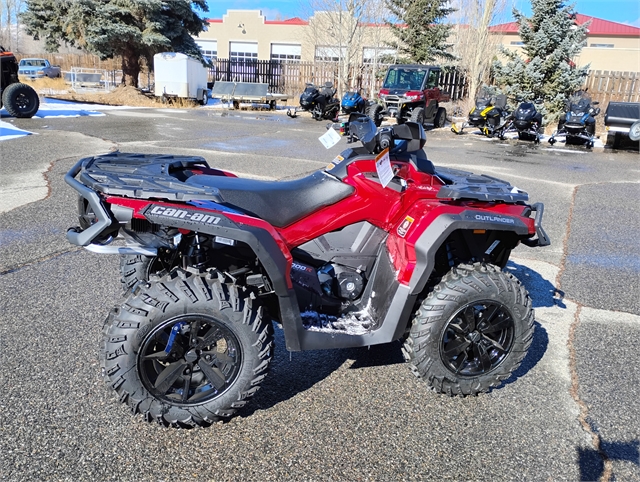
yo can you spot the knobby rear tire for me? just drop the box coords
[119,254,158,291]
[402,262,534,396]
[100,269,274,427]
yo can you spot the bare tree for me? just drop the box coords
[303,0,388,96]
[360,0,394,99]
[450,0,507,104]
[0,0,25,50]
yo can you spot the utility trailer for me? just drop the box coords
[210,81,289,110]
[153,52,210,105]
[604,101,640,149]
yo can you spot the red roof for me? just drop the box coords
[265,17,308,25]
[490,14,640,37]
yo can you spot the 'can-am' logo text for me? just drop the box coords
[150,206,221,224]
[475,214,515,224]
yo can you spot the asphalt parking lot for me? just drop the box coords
[0,103,639,481]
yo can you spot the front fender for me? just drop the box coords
[408,210,531,296]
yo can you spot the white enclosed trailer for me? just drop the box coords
[153,52,209,105]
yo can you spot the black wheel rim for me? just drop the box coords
[440,301,515,377]
[16,93,31,110]
[138,314,242,406]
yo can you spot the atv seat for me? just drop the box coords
[185,170,354,228]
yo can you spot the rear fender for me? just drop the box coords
[66,188,306,351]
[138,202,307,351]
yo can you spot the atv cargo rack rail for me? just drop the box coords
[435,167,529,203]
[67,153,225,202]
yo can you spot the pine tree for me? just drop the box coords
[385,0,456,63]
[21,0,209,87]
[492,0,589,121]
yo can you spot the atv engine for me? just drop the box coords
[291,259,365,314]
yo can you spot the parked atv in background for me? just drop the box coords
[341,89,367,115]
[452,90,510,138]
[507,100,544,143]
[368,64,449,128]
[287,81,340,121]
[548,91,600,147]
[65,114,549,427]
[0,46,40,118]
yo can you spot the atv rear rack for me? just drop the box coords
[435,167,530,203]
[64,153,227,246]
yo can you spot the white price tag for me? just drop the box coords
[318,128,342,149]
[375,148,394,188]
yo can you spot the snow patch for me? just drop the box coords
[301,304,374,335]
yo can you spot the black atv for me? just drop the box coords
[0,46,40,118]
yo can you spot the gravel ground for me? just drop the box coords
[1,107,638,481]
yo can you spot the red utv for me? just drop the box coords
[367,64,450,128]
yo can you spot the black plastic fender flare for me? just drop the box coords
[409,210,534,296]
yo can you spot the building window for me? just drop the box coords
[510,41,524,46]
[590,43,614,48]
[271,43,301,62]
[195,40,217,61]
[315,46,346,62]
[363,47,397,63]
[229,41,258,62]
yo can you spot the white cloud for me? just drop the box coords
[261,8,284,20]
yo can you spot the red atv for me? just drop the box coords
[66,114,549,427]
[368,64,450,128]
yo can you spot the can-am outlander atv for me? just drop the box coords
[66,114,550,427]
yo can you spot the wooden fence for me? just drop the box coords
[17,53,639,105]
[20,52,121,72]
[208,59,469,101]
[584,71,640,104]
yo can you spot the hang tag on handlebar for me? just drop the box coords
[319,127,342,149]
[375,148,393,188]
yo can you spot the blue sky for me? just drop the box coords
[204,0,640,27]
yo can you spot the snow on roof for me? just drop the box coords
[490,14,640,37]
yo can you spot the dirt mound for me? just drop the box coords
[22,77,193,108]
[49,85,164,107]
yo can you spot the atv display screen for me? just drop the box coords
[382,68,426,91]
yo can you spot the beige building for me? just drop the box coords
[490,14,640,73]
[195,9,396,65]
[196,10,640,74]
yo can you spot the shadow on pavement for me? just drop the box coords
[504,321,548,389]
[240,329,405,417]
[505,260,560,309]
[578,440,639,481]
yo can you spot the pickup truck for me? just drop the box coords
[18,58,62,79]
